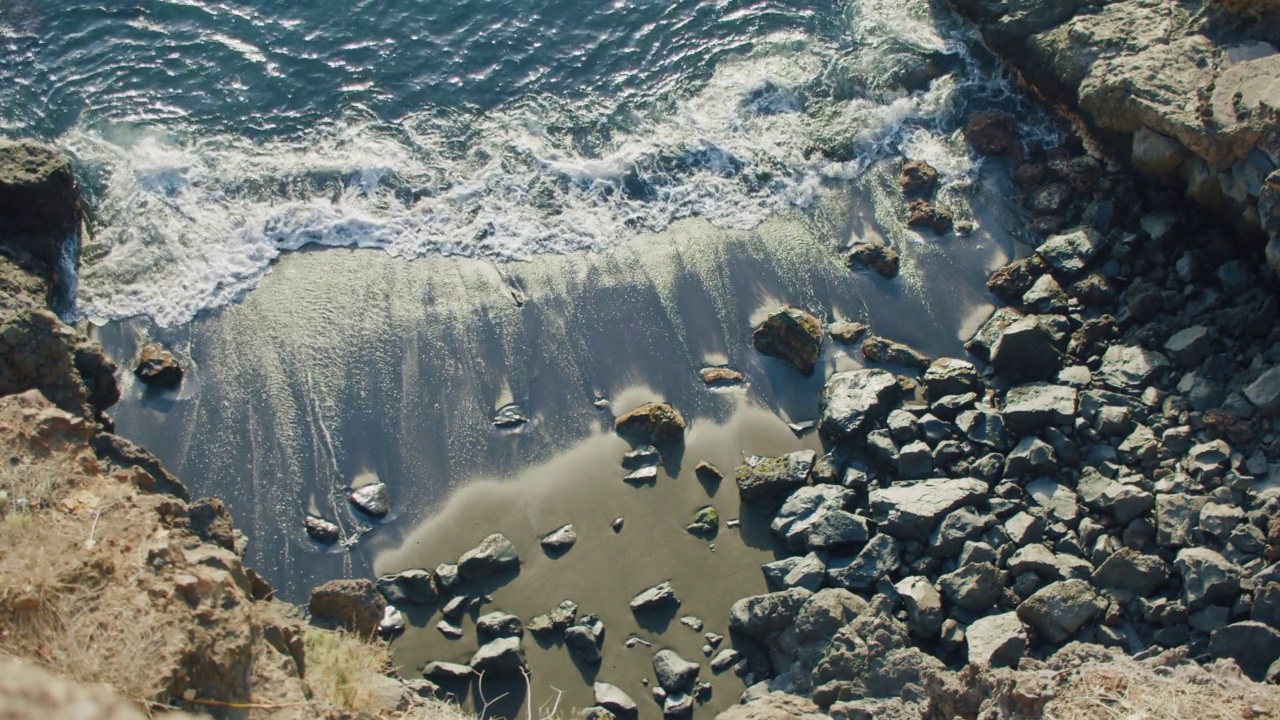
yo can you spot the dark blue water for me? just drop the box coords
[0,0,1038,326]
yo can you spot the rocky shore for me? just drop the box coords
[4,6,1280,714]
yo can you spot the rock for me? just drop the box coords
[622,446,661,469]
[476,612,524,641]
[435,563,459,592]
[819,369,901,443]
[966,307,1024,362]
[1007,437,1057,478]
[1008,544,1059,578]
[895,576,944,637]
[931,506,992,558]
[1175,548,1241,610]
[965,112,1018,155]
[901,159,939,195]
[376,569,438,605]
[1199,502,1244,541]
[966,612,1028,668]
[594,682,638,718]
[764,552,826,592]
[846,242,901,279]
[710,649,741,673]
[687,506,720,536]
[458,533,520,581]
[1157,494,1207,547]
[652,650,700,693]
[1022,274,1069,314]
[133,343,183,389]
[1016,580,1105,644]
[939,562,1004,612]
[1209,622,1280,681]
[870,478,988,542]
[715,694,827,720]
[0,140,81,275]
[1002,383,1077,433]
[694,369,748,392]
[1245,367,1280,416]
[751,307,824,376]
[615,402,686,444]
[735,450,816,503]
[304,515,340,544]
[540,524,578,554]
[349,482,390,518]
[906,198,954,233]
[990,318,1064,383]
[422,661,475,680]
[1164,326,1213,367]
[1091,548,1169,596]
[771,485,868,552]
[1035,227,1106,277]
[829,321,869,344]
[623,466,659,484]
[631,581,679,613]
[897,441,933,479]
[493,403,529,428]
[583,707,618,720]
[550,599,580,630]
[1029,182,1073,216]
[664,692,694,717]
[923,358,980,399]
[436,620,463,639]
[1027,478,1078,524]
[309,579,387,636]
[470,636,528,676]
[957,408,1009,450]
[694,461,722,484]
[565,623,604,665]
[379,605,406,635]
[825,534,900,590]
[862,334,930,370]
[1096,345,1170,391]
[796,589,869,646]
[728,588,812,640]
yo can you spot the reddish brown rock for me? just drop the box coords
[964,112,1018,156]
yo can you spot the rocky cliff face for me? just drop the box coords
[946,0,1280,269]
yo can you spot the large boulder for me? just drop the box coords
[939,562,1005,611]
[966,612,1027,668]
[615,402,686,443]
[1002,383,1078,433]
[651,649,700,693]
[736,450,816,503]
[133,343,183,389]
[1035,227,1106,277]
[870,478,989,542]
[771,485,869,552]
[752,306,824,375]
[862,334,930,371]
[457,533,520,581]
[1208,621,1280,682]
[469,636,528,676]
[1016,580,1105,644]
[990,318,1064,383]
[820,369,901,444]
[0,140,81,279]
[728,588,813,640]
[923,358,980,400]
[1174,548,1241,610]
[825,534,901,590]
[375,569,438,605]
[1096,345,1171,392]
[309,579,387,636]
[1091,548,1169,596]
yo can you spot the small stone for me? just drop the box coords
[493,403,529,428]
[631,582,679,613]
[846,242,901,278]
[829,321,869,344]
[622,446,661,469]
[624,466,659,484]
[134,342,183,389]
[710,649,740,673]
[540,524,578,554]
[752,306,824,376]
[652,649,700,693]
[615,402,687,444]
[458,534,520,581]
[862,334,931,370]
[679,615,704,632]
[694,461,722,484]
[436,620,463,639]
[699,367,745,386]
[686,506,720,536]
[349,483,391,518]
[304,515,341,544]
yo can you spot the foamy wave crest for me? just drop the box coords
[68,8,1045,327]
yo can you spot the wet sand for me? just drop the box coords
[95,171,1017,717]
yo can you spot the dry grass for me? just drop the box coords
[304,627,395,711]
[1046,661,1280,720]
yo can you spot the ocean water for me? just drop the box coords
[0,0,1047,326]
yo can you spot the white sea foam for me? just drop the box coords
[68,7,1049,327]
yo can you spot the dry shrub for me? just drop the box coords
[0,462,73,512]
[304,627,394,711]
[1046,660,1280,720]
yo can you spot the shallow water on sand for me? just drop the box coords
[97,173,1017,716]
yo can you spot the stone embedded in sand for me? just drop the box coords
[492,403,529,428]
[862,334,930,371]
[905,198,953,234]
[379,605,405,635]
[304,515,341,544]
[751,306,824,376]
[652,649,700,693]
[699,367,744,386]
[621,445,661,469]
[614,402,686,444]
[134,342,183,389]
[469,636,527,676]
[630,581,679,613]
[348,482,390,518]
[829,321,869,345]
[593,682,638,719]
[422,661,474,680]
[476,611,524,641]
[457,533,520,581]
[845,242,901,279]
[694,461,722,484]
[375,569,438,605]
[539,524,578,554]
[565,622,603,665]
[309,579,386,636]
[900,159,939,195]
[623,465,658,484]
[686,506,719,536]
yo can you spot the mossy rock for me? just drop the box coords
[615,402,686,444]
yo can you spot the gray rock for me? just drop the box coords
[1036,227,1105,277]
[583,706,619,720]
[1008,544,1059,578]
[710,649,741,673]
[1175,548,1242,610]
[923,358,980,399]
[631,581,679,613]
[540,524,578,553]
[781,553,828,592]
[309,579,387,636]
[728,588,813,640]
[1027,478,1078,524]
[957,408,1009,450]
[862,334,931,370]
[1091,548,1169,596]
[897,441,933,479]
[819,369,902,444]
[458,534,520,581]
[1253,583,1280,628]
[623,466,659,484]
[1006,437,1056,477]
[1117,425,1158,465]
[0,140,81,270]
[1209,622,1280,681]
[870,478,989,542]
[752,306,824,376]
[990,317,1064,383]
[895,576,944,638]
[550,599,580,629]
[652,649,700,693]
[1246,367,1280,416]
[1016,579,1105,644]
[663,692,694,718]
[376,569,438,605]
[436,620,464,638]
[565,624,603,665]
[349,482,391,518]
[422,661,475,680]
[887,409,920,444]
[735,450,817,503]
[826,534,900,590]
[1095,482,1155,525]
[967,307,1024,363]
[615,402,686,444]
[1199,502,1244,541]
[379,605,406,635]
[1022,274,1069,314]
[966,612,1028,668]
[593,682,638,719]
[939,562,1004,611]
[1097,345,1170,391]
[622,445,661,469]
[930,506,992,558]
[771,485,868,552]
[304,515,341,544]
[1002,383,1077,432]
[1164,325,1213,367]
[1004,513,1045,546]
[1156,494,1207,547]
[476,611,524,641]
[435,563,459,592]
[469,636,528,676]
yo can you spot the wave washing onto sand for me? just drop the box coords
[68,9,1045,327]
